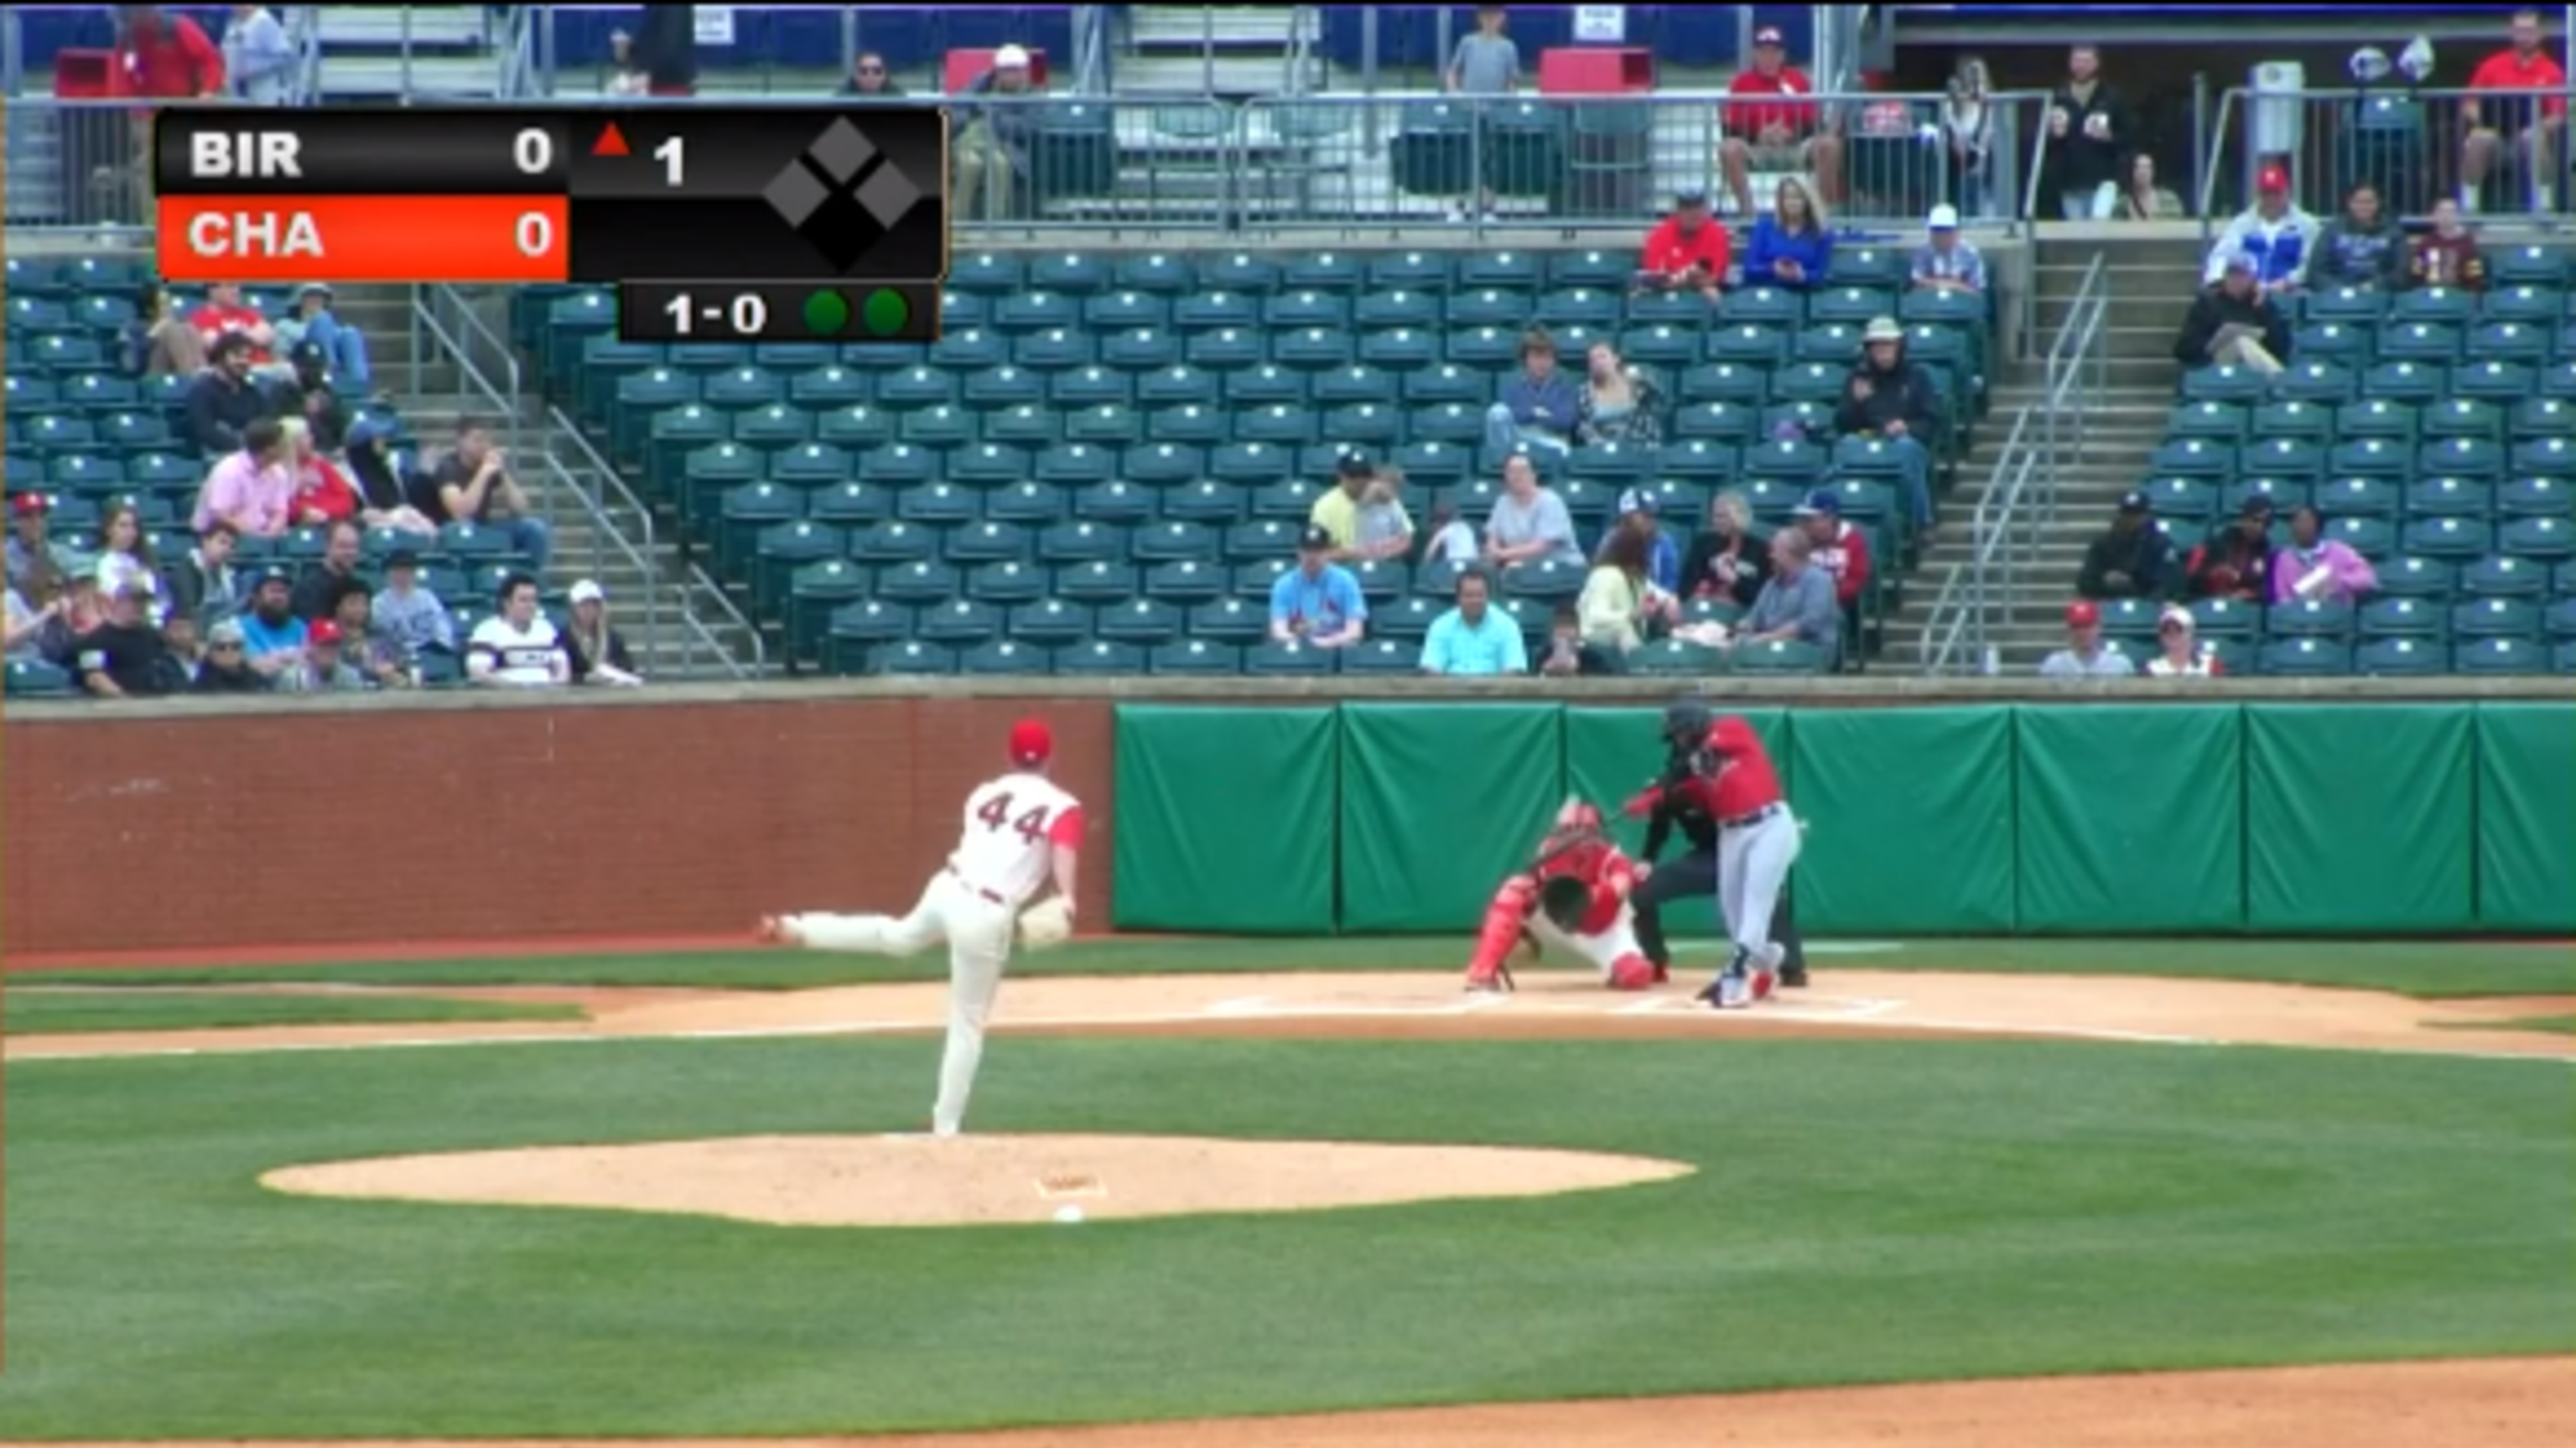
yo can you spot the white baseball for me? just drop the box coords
[1053,1205,1086,1224]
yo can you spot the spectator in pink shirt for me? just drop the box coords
[2268,505,2378,605]
[191,417,294,538]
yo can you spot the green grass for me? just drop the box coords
[2428,1015,2576,1037]
[17,935,2575,999]
[0,1035,2568,1436]
[3,990,583,1036]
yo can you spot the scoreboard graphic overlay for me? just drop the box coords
[154,108,948,343]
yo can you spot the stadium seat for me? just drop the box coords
[1143,559,1229,604]
[1072,482,1157,527]
[949,253,1026,293]
[2257,637,2352,676]
[1338,638,1420,674]
[1245,640,1335,675]
[959,640,1052,676]
[2373,554,2456,599]
[2360,596,2446,638]
[876,560,962,605]
[2455,636,2548,674]
[1186,596,1270,646]
[1005,599,1093,646]
[962,560,1046,606]
[1732,639,1829,673]
[3,658,73,698]
[1057,639,1150,675]
[1627,638,1725,675]
[2452,598,2542,639]
[917,599,1004,647]
[2266,599,2353,639]
[1114,254,1198,293]
[2460,555,2549,599]
[1150,639,1241,675]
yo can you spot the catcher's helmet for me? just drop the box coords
[1664,698,1712,746]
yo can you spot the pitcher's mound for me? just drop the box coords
[262,1134,1695,1227]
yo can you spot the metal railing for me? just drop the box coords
[1921,250,2111,675]
[2197,81,2576,230]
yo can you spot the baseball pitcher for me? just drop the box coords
[1463,796,1662,994]
[1630,710,1800,1009]
[757,718,1083,1138]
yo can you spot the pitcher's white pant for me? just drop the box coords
[1718,808,1802,972]
[781,871,1016,1137]
[1527,903,1645,980]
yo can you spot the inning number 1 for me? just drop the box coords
[654,136,685,187]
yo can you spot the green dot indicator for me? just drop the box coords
[802,289,852,336]
[862,287,912,338]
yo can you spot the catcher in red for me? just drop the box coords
[1462,796,1664,994]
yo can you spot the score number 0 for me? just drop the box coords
[506,124,688,258]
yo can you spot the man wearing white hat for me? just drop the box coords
[952,44,1041,221]
[1909,205,1987,295]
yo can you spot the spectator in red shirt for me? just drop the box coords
[190,282,279,371]
[106,6,224,221]
[1721,25,1844,218]
[1792,490,1872,618]
[2461,9,2568,214]
[1635,186,1732,301]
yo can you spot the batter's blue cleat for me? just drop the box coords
[1697,947,1750,1007]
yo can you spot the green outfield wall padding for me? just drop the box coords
[1789,707,2017,934]
[2246,704,2476,933]
[2475,704,2576,932]
[1339,703,1566,932]
[1111,705,1340,933]
[2013,705,2246,934]
[1563,708,1791,938]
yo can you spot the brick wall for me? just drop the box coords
[2,696,1115,960]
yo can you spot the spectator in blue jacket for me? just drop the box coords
[2203,163,2319,293]
[1742,178,1833,289]
[1483,325,1581,456]
[1600,488,1680,594]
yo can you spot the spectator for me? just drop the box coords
[1910,205,1987,294]
[1418,501,1480,568]
[186,334,274,455]
[950,44,1041,222]
[2045,44,2132,219]
[7,576,56,661]
[1603,489,1680,594]
[1306,449,1374,553]
[278,618,368,693]
[1721,25,1842,215]
[162,520,243,628]
[222,4,293,105]
[369,548,455,665]
[630,3,699,97]
[2038,600,2137,678]
[428,420,553,570]
[1680,490,1771,608]
[1836,318,1941,536]
[191,617,267,693]
[279,416,358,527]
[105,6,223,218]
[2409,198,2489,290]
[291,519,365,622]
[344,416,439,537]
[1353,465,1418,563]
[468,573,573,688]
[122,283,205,379]
[1484,326,1581,455]
[2173,252,2292,376]
[73,578,175,699]
[1636,186,1732,300]
[2271,506,2379,605]
[602,29,651,96]
[94,501,163,620]
[1268,525,1368,649]
[1533,604,1620,676]
[1443,3,1522,221]
[237,565,309,675]
[193,417,295,538]
[1419,566,1527,676]
[1743,178,1832,288]
[839,49,905,97]
[2118,153,2187,221]
[1483,452,1586,572]
[2146,605,2224,677]
[2075,490,2175,600]
[37,568,108,671]
[1575,341,1665,447]
[8,494,76,595]
[564,579,644,687]
[273,285,373,397]
[189,281,278,371]
[1577,525,1676,657]
[2460,9,2568,213]
[2205,165,2319,293]
[2186,495,2280,602]
[158,608,203,686]
[1727,528,1841,667]
[327,584,409,688]
[2311,181,2407,290]
[1940,56,1997,217]
[1792,490,1872,619]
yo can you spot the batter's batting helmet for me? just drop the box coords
[1663,698,1712,746]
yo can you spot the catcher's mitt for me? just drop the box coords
[1018,895,1074,950]
[1538,875,1592,933]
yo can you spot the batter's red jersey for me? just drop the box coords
[1683,715,1785,822]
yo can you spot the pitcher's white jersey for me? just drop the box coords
[951,772,1084,906]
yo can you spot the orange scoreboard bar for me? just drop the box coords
[152,107,949,301]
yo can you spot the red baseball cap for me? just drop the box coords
[2257,164,2290,193]
[11,493,49,517]
[2065,600,2101,628]
[1009,718,1053,766]
[307,619,344,646]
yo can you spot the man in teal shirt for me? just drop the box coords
[1419,567,1528,675]
[1269,525,1368,649]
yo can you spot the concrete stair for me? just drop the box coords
[1116,4,1317,97]
[310,5,502,101]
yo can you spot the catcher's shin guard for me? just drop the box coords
[1607,952,1656,991]
[1464,875,1537,992]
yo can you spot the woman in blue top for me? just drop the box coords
[1742,177,1833,289]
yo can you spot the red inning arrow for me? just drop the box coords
[592,123,631,158]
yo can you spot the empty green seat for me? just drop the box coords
[917,599,1004,646]
[963,559,1049,604]
[1008,599,1094,646]
[1150,639,1240,675]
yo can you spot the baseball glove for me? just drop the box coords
[1018,896,1074,950]
[1539,875,1592,933]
